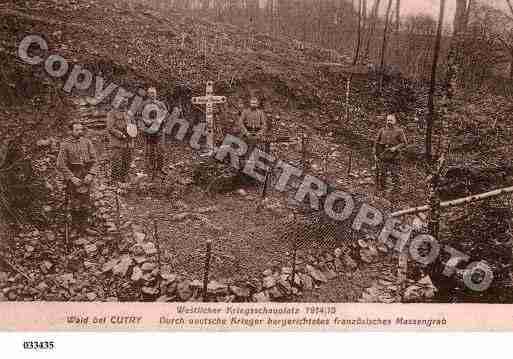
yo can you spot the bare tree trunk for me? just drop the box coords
[394,0,401,62]
[454,0,468,36]
[426,0,446,163]
[378,0,393,90]
[353,0,363,65]
[395,0,400,33]
[362,0,367,26]
[364,0,381,61]
[510,51,513,79]
[463,0,473,29]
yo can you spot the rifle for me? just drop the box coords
[374,143,414,188]
[260,140,272,200]
[64,188,71,257]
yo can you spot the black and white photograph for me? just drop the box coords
[1,0,512,311]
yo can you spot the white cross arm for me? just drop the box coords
[191,96,226,104]
[210,96,226,103]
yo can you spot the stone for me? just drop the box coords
[0,272,8,283]
[86,292,97,301]
[360,291,376,302]
[196,206,218,214]
[177,281,193,301]
[418,275,436,289]
[83,261,95,270]
[7,291,17,301]
[141,262,157,272]
[230,285,251,298]
[377,242,389,253]
[357,239,368,248]
[161,273,178,282]
[58,273,74,286]
[166,281,178,296]
[36,282,49,292]
[277,279,293,294]
[74,237,88,246]
[142,242,157,255]
[207,281,228,294]
[84,244,97,255]
[252,291,270,302]
[42,261,53,271]
[156,295,173,302]
[379,295,396,304]
[262,276,276,288]
[112,256,132,277]
[151,268,160,277]
[102,258,119,273]
[133,231,146,243]
[133,256,147,264]
[324,269,337,280]
[141,287,159,296]
[171,212,191,221]
[343,254,357,269]
[131,266,143,282]
[306,265,327,283]
[404,285,422,302]
[130,244,145,256]
[268,286,284,299]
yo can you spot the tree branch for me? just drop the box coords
[507,0,513,17]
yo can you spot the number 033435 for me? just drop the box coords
[23,341,55,350]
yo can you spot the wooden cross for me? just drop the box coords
[181,32,187,50]
[191,81,226,154]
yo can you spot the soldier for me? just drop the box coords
[238,97,268,156]
[373,114,407,192]
[57,121,98,235]
[107,104,132,186]
[140,87,168,178]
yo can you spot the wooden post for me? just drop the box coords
[202,239,213,302]
[397,249,408,301]
[153,219,162,274]
[345,76,351,121]
[115,187,123,243]
[428,174,441,241]
[301,130,309,172]
[260,140,272,200]
[323,151,329,178]
[347,151,353,177]
[426,0,447,162]
[291,235,298,288]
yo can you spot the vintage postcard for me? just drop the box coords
[1,0,513,333]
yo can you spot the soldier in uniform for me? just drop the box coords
[238,97,268,158]
[57,121,98,235]
[107,104,132,186]
[373,114,407,192]
[140,87,168,178]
